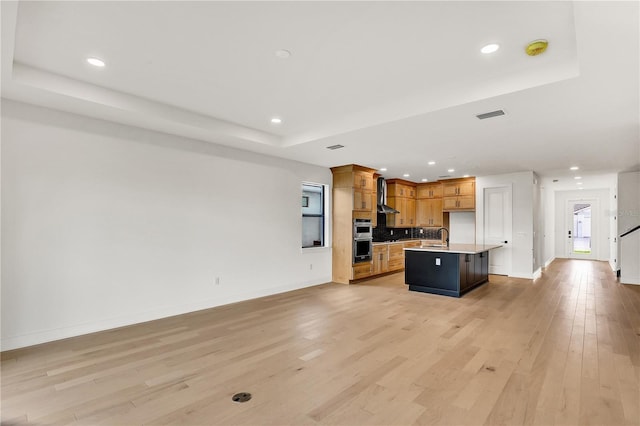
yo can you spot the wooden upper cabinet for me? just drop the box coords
[353,189,373,211]
[331,164,376,213]
[406,197,416,226]
[443,179,475,197]
[442,177,475,211]
[353,171,374,191]
[416,198,443,227]
[331,165,376,189]
[386,196,407,227]
[385,179,416,227]
[386,179,416,198]
[417,183,443,199]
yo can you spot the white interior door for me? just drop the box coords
[484,186,512,275]
[567,199,597,259]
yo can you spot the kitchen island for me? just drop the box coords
[404,244,502,297]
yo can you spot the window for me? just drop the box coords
[302,183,326,248]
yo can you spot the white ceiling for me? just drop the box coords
[2,1,638,183]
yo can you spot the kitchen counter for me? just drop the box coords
[404,243,502,254]
[404,244,501,297]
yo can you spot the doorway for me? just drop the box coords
[567,199,597,259]
[484,186,512,275]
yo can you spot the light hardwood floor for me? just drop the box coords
[2,259,639,425]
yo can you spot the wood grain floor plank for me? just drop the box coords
[2,259,638,425]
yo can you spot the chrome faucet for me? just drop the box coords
[437,227,450,247]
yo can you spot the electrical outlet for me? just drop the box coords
[215,277,220,285]
[390,230,394,235]
[419,229,424,234]
[405,229,408,234]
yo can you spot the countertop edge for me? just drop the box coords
[404,244,503,254]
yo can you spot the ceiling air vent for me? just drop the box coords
[438,175,451,179]
[326,144,345,150]
[476,110,505,120]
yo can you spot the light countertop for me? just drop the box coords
[404,243,503,254]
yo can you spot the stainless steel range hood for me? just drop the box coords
[377,177,399,214]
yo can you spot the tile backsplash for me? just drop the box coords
[373,213,444,242]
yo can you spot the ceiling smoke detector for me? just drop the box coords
[326,144,344,150]
[525,39,548,56]
[476,110,505,120]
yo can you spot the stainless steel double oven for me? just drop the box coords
[353,219,372,263]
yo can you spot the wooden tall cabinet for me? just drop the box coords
[330,164,377,284]
[385,179,417,227]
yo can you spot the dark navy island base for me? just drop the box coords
[404,244,502,298]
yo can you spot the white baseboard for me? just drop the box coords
[620,275,640,285]
[509,271,535,279]
[0,277,330,351]
[544,257,555,268]
[532,268,542,280]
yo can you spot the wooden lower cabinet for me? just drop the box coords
[388,243,405,271]
[404,240,421,249]
[352,262,372,280]
[373,245,388,275]
[365,240,424,279]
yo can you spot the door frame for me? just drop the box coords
[566,198,598,259]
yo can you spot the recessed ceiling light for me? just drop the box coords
[481,43,500,54]
[577,182,583,185]
[421,178,428,182]
[463,174,470,178]
[447,169,455,173]
[275,49,291,59]
[570,166,579,171]
[428,161,436,166]
[271,117,282,124]
[403,173,410,178]
[574,176,582,180]
[379,168,387,172]
[86,57,105,67]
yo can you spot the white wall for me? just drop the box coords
[449,212,475,244]
[541,173,617,269]
[1,100,332,350]
[475,171,535,279]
